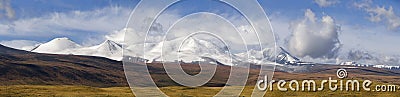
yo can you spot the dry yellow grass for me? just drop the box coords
[0,85,134,97]
[0,83,399,97]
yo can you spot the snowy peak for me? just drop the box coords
[49,37,76,44]
[96,40,122,53]
[179,37,228,54]
[234,48,277,65]
[32,37,81,53]
[145,37,235,65]
[82,40,123,60]
[30,38,124,61]
[276,47,301,65]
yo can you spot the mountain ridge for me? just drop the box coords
[32,37,81,54]
[0,44,262,87]
[0,44,127,87]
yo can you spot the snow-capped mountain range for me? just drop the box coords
[125,37,277,66]
[31,37,81,54]
[19,37,275,66]
[142,37,239,65]
[2,37,399,67]
[30,37,123,61]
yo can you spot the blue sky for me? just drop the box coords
[0,0,399,57]
[11,0,138,19]
[0,0,138,43]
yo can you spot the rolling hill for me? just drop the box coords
[1,44,399,88]
[0,44,261,87]
[1,44,126,87]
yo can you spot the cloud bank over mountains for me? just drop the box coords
[0,40,39,51]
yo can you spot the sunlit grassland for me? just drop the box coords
[0,85,133,97]
[0,81,399,97]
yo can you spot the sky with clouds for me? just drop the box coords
[0,0,399,60]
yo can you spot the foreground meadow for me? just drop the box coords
[1,83,399,97]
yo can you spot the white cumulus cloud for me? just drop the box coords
[366,6,400,30]
[288,9,341,58]
[0,0,15,19]
[354,0,400,31]
[314,0,339,7]
[0,6,131,42]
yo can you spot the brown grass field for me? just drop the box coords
[1,45,399,96]
[1,79,399,97]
